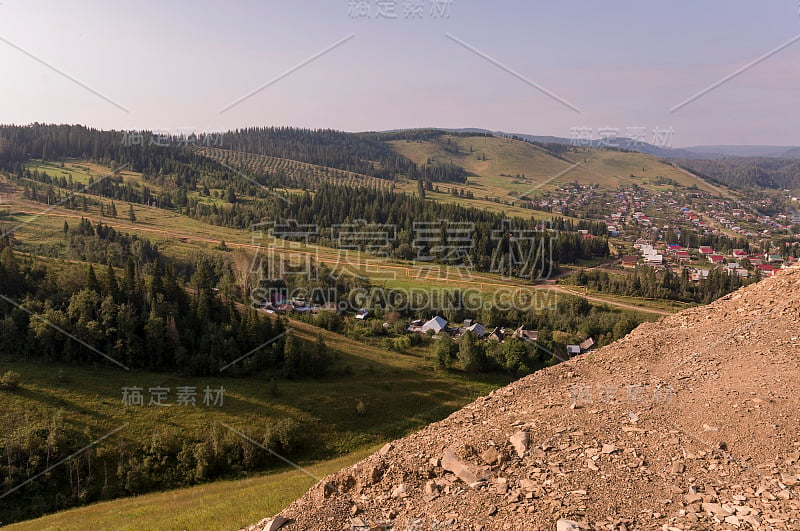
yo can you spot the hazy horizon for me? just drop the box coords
[2,1,799,147]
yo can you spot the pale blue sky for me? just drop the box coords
[1,0,798,146]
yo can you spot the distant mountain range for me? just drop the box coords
[441,128,800,160]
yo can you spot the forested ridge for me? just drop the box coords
[676,156,800,189]
[0,124,471,184]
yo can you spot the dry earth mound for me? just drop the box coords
[250,267,800,530]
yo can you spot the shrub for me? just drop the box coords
[263,418,302,455]
[392,335,411,351]
[0,370,20,390]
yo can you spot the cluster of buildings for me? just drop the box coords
[406,316,517,341]
[621,239,797,279]
[406,316,594,356]
[256,295,339,315]
[606,185,800,249]
[529,184,600,215]
[682,198,800,240]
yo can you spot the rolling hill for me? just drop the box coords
[389,133,726,199]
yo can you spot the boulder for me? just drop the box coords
[441,448,480,485]
[509,430,530,458]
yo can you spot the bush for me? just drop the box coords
[355,399,366,416]
[263,418,302,455]
[0,370,20,390]
[392,335,411,351]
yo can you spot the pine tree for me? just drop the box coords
[150,260,164,300]
[105,262,119,299]
[282,333,300,378]
[123,257,137,299]
[128,204,136,222]
[86,264,101,293]
[308,333,328,377]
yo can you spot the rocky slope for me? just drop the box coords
[250,267,800,530]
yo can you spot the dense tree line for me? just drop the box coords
[0,231,329,377]
[567,265,757,304]
[363,129,493,142]
[220,127,414,179]
[258,185,609,275]
[676,157,800,190]
[0,407,306,523]
[409,161,467,183]
[63,218,159,267]
[0,124,225,184]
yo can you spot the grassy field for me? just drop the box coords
[6,446,377,531]
[0,321,509,527]
[555,284,695,313]
[0,315,509,460]
[390,135,726,199]
[25,160,146,187]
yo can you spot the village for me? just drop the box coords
[600,184,800,280]
[403,315,593,355]
[620,239,796,280]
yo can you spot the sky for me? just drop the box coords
[0,0,799,146]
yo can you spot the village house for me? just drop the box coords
[406,319,425,333]
[512,326,538,342]
[487,327,505,342]
[621,255,638,268]
[421,316,448,334]
[732,249,748,259]
[765,253,784,265]
[723,263,749,278]
[645,253,663,265]
[566,345,581,356]
[466,322,486,338]
[758,264,776,278]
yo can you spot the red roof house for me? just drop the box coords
[758,264,775,277]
